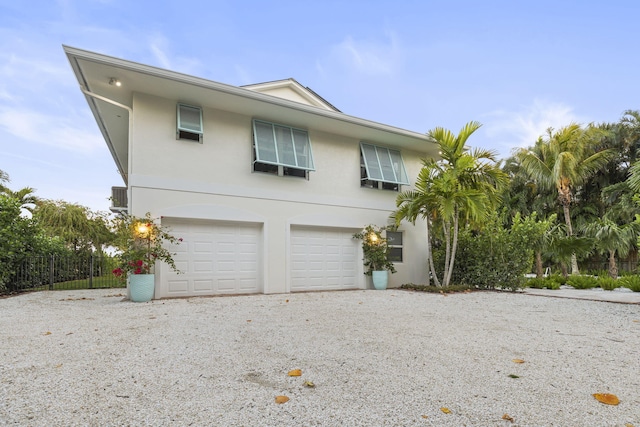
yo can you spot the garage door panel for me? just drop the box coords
[168,279,188,293]
[194,279,214,292]
[160,219,262,298]
[290,226,362,292]
[194,261,213,272]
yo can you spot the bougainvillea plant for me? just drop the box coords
[352,224,397,275]
[112,213,182,280]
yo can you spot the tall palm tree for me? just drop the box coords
[516,123,614,274]
[393,121,506,286]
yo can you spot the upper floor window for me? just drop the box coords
[177,104,203,142]
[360,143,409,191]
[252,120,315,178]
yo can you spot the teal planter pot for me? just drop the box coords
[129,274,155,302]
[372,271,388,290]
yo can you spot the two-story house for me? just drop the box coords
[64,46,438,299]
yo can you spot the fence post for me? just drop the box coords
[89,255,94,289]
[49,255,55,290]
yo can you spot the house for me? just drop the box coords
[64,46,438,298]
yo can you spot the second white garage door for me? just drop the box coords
[290,226,362,292]
[159,219,262,298]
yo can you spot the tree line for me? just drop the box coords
[393,109,640,289]
[0,172,114,291]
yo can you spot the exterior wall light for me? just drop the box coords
[109,78,122,87]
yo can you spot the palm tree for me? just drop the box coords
[584,219,639,278]
[516,123,614,275]
[393,121,506,287]
[0,169,9,189]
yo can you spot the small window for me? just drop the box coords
[252,120,314,178]
[360,143,409,190]
[177,104,203,142]
[386,231,403,262]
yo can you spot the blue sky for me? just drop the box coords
[1,0,639,213]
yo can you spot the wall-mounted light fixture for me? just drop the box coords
[109,78,122,87]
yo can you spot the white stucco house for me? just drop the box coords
[64,46,437,299]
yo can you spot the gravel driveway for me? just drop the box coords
[1,289,638,426]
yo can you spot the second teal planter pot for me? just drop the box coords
[372,271,388,290]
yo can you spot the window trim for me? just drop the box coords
[177,103,203,142]
[360,143,409,186]
[252,119,315,171]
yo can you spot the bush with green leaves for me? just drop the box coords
[448,213,536,291]
[525,277,561,290]
[548,274,567,286]
[597,276,620,291]
[565,275,598,289]
[0,195,51,292]
[618,275,640,292]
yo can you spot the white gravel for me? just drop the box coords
[0,289,639,426]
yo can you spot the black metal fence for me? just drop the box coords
[7,255,125,293]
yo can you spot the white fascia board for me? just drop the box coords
[63,45,438,156]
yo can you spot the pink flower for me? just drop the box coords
[134,267,142,274]
[112,268,123,277]
[136,260,143,267]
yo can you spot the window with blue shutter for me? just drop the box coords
[253,120,315,178]
[360,143,409,190]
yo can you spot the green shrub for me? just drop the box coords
[400,283,471,293]
[618,275,640,292]
[566,275,598,289]
[549,274,567,285]
[448,214,535,291]
[597,277,620,291]
[525,277,561,290]
[589,269,610,279]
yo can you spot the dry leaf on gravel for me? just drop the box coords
[43,331,51,335]
[502,413,514,422]
[303,381,315,388]
[512,359,525,363]
[275,395,289,404]
[440,407,451,414]
[592,393,619,405]
[288,369,302,376]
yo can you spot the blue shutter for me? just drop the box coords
[360,143,409,185]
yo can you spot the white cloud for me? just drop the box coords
[147,33,203,75]
[483,99,585,156]
[149,34,173,69]
[0,107,103,154]
[328,30,403,76]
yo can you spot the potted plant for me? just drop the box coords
[112,213,182,302]
[353,225,396,290]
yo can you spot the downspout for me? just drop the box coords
[79,87,133,213]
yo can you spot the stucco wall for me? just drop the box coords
[128,92,429,293]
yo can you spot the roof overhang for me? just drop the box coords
[63,45,438,185]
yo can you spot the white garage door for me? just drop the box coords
[159,219,262,298]
[290,226,362,292]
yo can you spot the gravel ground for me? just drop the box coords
[0,289,639,427]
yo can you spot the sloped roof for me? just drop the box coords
[242,78,341,112]
[63,46,438,184]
